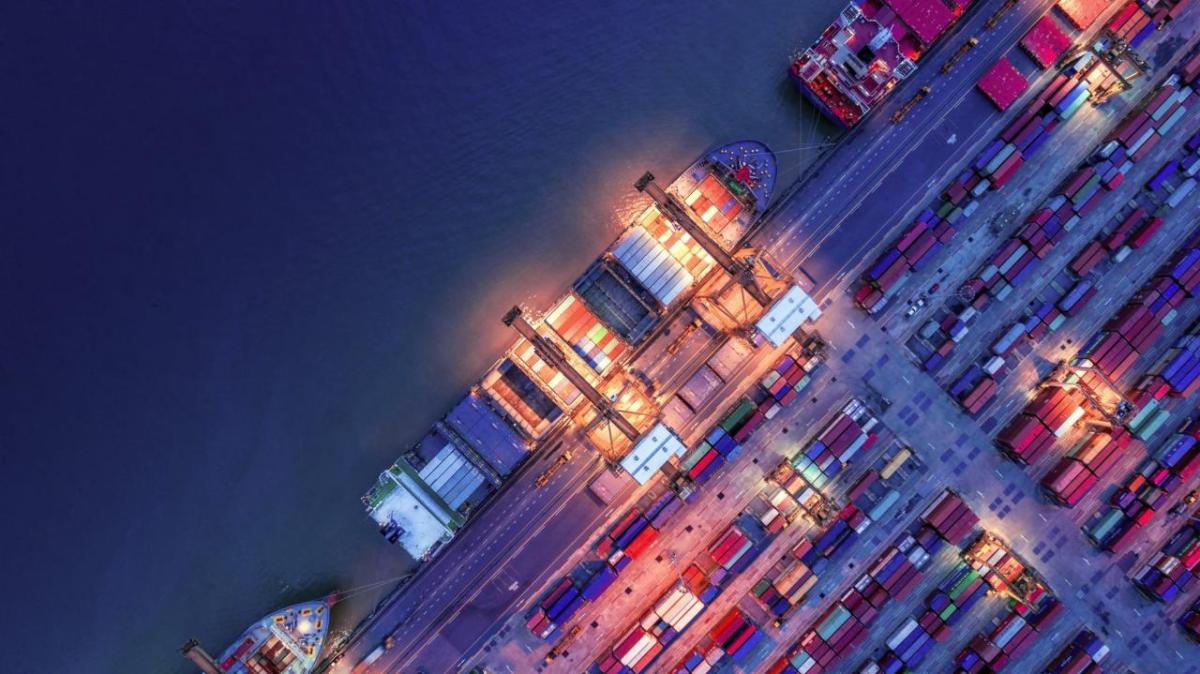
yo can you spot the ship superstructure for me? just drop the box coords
[790,0,973,128]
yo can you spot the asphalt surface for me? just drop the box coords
[327,1,1200,671]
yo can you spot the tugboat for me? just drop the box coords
[182,597,332,674]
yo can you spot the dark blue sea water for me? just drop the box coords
[1,2,840,671]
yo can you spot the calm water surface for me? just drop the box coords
[1,2,842,671]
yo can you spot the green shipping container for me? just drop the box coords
[817,605,851,641]
[721,399,756,432]
[1087,508,1125,544]
[940,603,958,622]
[1135,409,1171,440]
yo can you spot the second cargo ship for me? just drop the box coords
[790,0,973,128]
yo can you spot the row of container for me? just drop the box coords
[1107,1,1157,50]
[789,399,879,489]
[679,398,757,486]
[1041,430,1138,506]
[1086,419,1200,552]
[757,340,823,414]
[527,576,589,643]
[767,494,966,674]
[1042,629,1110,674]
[1133,504,1200,601]
[669,609,763,673]
[876,549,1017,673]
[951,367,1001,416]
[1183,597,1200,640]
[1075,229,1200,385]
[1143,128,1200,212]
[920,490,981,545]
[997,387,1088,465]
[1141,318,1200,398]
[1181,41,1200,85]
[956,600,1065,673]
[596,515,770,674]
[752,539,820,619]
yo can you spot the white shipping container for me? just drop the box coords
[654,586,687,619]
[674,597,706,630]
[621,632,658,666]
[887,618,919,651]
[1054,406,1086,437]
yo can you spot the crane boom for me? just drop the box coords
[635,172,773,307]
[503,306,640,440]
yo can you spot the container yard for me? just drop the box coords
[332,5,1200,673]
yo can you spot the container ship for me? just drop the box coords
[361,141,824,562]
[790,0,973,128]
[184,599,331,674]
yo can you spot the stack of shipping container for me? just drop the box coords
[1041,430,1137,506]
[756,341,823,417]
[876,549,1023,673]
[752,539,820,620]
[1087,419,1200,551]
[1183,597,1200,640]
[955,601,1065,673]
[526,577,585,642]
[1140,318,1200,398]
[996,388,1088,465]
[921,491,981,545]
[1132,504,1200,601]
[1040,629,1109,673]
[790,400,880,490]
[669,609,763,673]
[767,499,966,674]
[680,399,758,487]
[596,515,769,673]
[598,584,706,674]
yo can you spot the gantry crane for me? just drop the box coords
[503,306,641,440]
[634,172,774,308]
